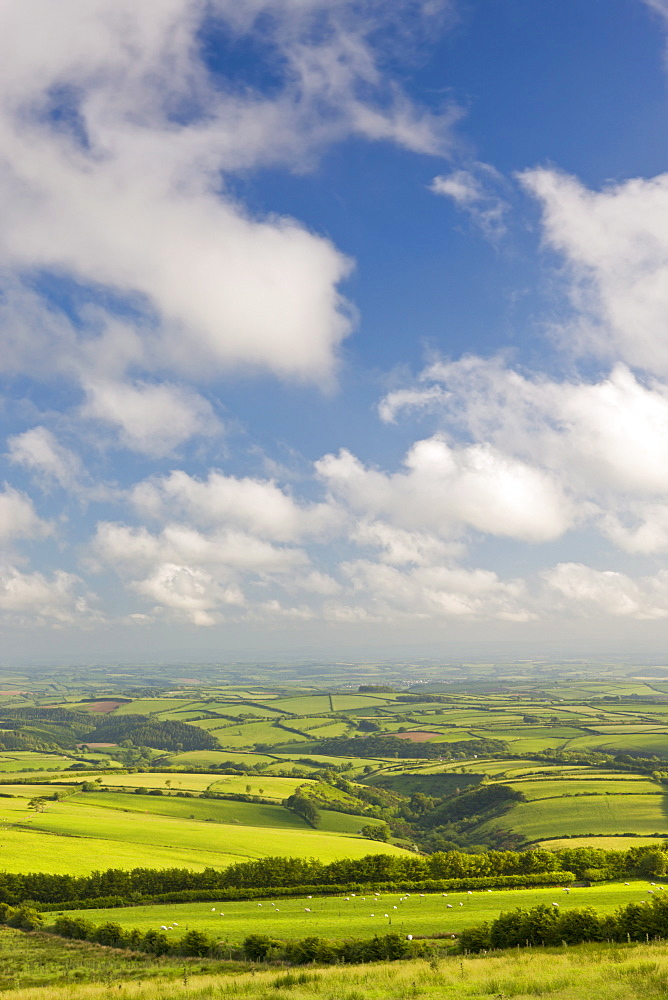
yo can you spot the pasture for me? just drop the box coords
[480,792,668,841]
[0,786,404,873]
[59,881,656,945]
[0,753,84,772]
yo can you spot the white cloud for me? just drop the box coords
[378,385,451,424]
[81,379,221,456]
[131,469,340,541]
[642,0,668,23]
[0,0,457,394]
[431,163,508,237]
[351,519,464,565]
[521,167,668,375]
[415,357,668,495]
[0,487,49,544]
[0,563,95,625]
[341,559,532,621]
[132,563,244,627]
[89,518,310,623]
[542,562,668,620]
[317,438,572,543]
[8,426,81,490]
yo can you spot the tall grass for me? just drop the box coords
[8,942,668,999]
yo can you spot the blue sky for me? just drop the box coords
[3,0,668,664]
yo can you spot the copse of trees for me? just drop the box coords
[284,793,321,828]
[87,715,218,751]
[313,735,509,760]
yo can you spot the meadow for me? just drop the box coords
[7,942,668,1000]
[0,926,198,991]
[58,881,656,945]
[479,792,668,842]
[0,779,401,874]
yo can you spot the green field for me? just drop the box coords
[192,720,309,748]
[12,942,668,1000]
[207,775,313,798]
[0,753,84,772]
[61,772,221,792]
[482,793,668,841]
[166,750,277,767]
[0,786,405,873]
[505,777,662,800]
[268,695,334,715]
[540,836,666,850]
[59,881,656,945]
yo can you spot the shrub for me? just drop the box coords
[180,930,211,957]
[7,906,42,931]
[53,916,94,939]
[92,921,127,947]
[141,930,171,955]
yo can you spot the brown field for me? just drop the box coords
[82,700,125,713]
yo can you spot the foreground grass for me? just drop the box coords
[0,926,218,990]
[8,941,668,999]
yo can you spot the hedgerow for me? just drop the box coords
[458,893,668,952]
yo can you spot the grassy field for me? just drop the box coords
[60,772,221,792]
[58,881,656,945]
[540,836,666,849]
[267,695,333,715]
[71,792,311,828]
[481,793,668,841]
[505,777,662,799]
[8,942,668,1000]
[566,733,668,755]
[0,753,83,772]
[0,787,405,873]
[207,775,312,798]
[0,926,197,991]
[166,750,277,767]
[198,721,309,748]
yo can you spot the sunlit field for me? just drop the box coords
[59,881,656,944]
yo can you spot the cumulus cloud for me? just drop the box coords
[81,380,221,456]
[8,426,81,490]
[317,438,573,543]
[0,487,50,544]
[131,469,341,541]
[89,518,310,624]
[542,563,668,620]
[404,357,668,495]
[341,560,532,621]
[0,563,96,626]
[0,0,457,396]
[521,168,668,375]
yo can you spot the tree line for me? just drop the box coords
[312,735,509,760]
[2,844,667,906]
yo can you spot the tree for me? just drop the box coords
[284,793,321,828]
[360,823,390,842]
[180,930,211,957]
